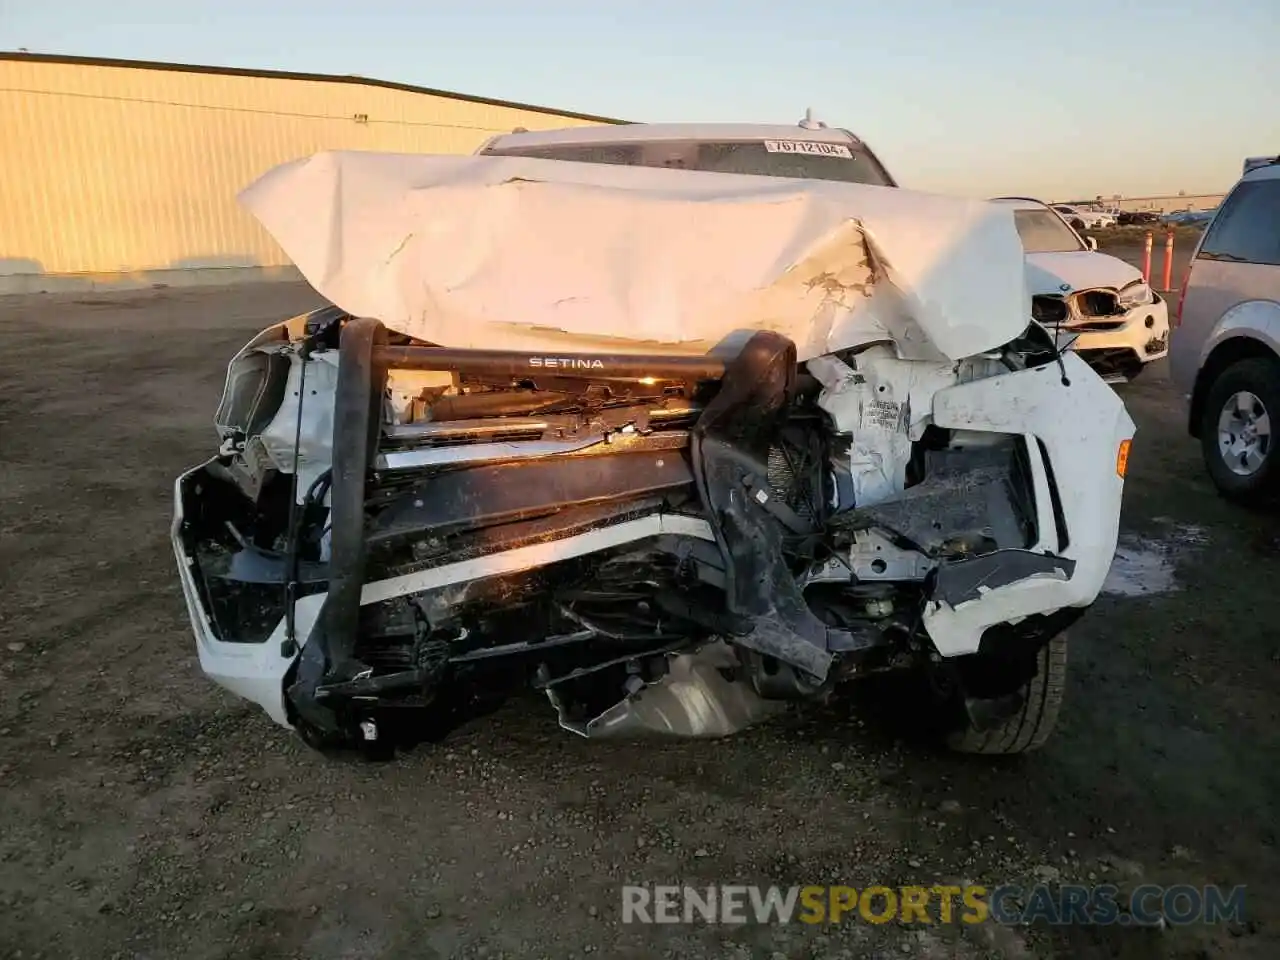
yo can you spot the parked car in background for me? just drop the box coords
[1161,208,1217,226]
[1170,159,1280,503]
[1118,210,1161,226]
[994,198,1169,382]
[1052,204,1115,230]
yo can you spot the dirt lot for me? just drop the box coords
[1,282,1277,960]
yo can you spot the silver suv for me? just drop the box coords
[1170,158,1280,503]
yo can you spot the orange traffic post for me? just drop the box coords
[1142,231,1153,282]
[1162,228,1175,290]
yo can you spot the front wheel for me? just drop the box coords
[945,633,1068,755]
[1199,357,1279,506]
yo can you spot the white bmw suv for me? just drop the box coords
[992,197,1170,383]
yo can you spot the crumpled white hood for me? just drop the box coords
[239,151,1032,362]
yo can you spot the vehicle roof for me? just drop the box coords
[482,122,866,151]
[989,196,1053,211]
[1241,158,1280,182]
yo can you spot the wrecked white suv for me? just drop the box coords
[172,143,1135,760]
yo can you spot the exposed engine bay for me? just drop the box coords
[175,307,1126,754]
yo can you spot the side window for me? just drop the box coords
[1198,180,1280,265]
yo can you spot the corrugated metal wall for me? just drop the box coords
[0,57,614,286]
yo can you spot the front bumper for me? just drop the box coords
[171,464,301,728]
[1069,295,1170,381]
[171,339,1133,728]
[922,351,1135,657]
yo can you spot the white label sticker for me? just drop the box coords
[866,399,903,431]
[762,140,854,158]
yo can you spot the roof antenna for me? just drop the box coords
[798,107,826,130]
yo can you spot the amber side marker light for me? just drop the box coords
[1117,439,1132,478]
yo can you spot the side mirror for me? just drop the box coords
[1086,236,1098,251]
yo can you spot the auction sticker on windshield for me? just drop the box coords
[763,140,853,158]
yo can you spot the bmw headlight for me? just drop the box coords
[1118,280,1154,308]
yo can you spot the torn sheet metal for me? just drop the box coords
[254,352,338,498]
[922,352,1136,656]
[808,348,960,506]
[239,151,1031,363]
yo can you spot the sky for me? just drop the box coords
[3,0,1277,199]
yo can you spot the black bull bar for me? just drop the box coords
[285,317,870,736]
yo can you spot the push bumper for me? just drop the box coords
[171,336,1134,717]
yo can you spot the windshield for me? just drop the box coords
[1012,209,1085,253]
[483,139,896,186]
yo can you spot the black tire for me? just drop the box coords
[1070,218,1086,230]
[946,633,1067,755]
[1199,356,1280,506]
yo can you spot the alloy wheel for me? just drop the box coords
[1217,390,1272,476]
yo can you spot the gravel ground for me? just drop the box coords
[0,283,1276,960]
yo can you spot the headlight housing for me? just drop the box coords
[1031,294,1069,326]
[1117,280,1154,308]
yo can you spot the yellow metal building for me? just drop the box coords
[0,53,624,292]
